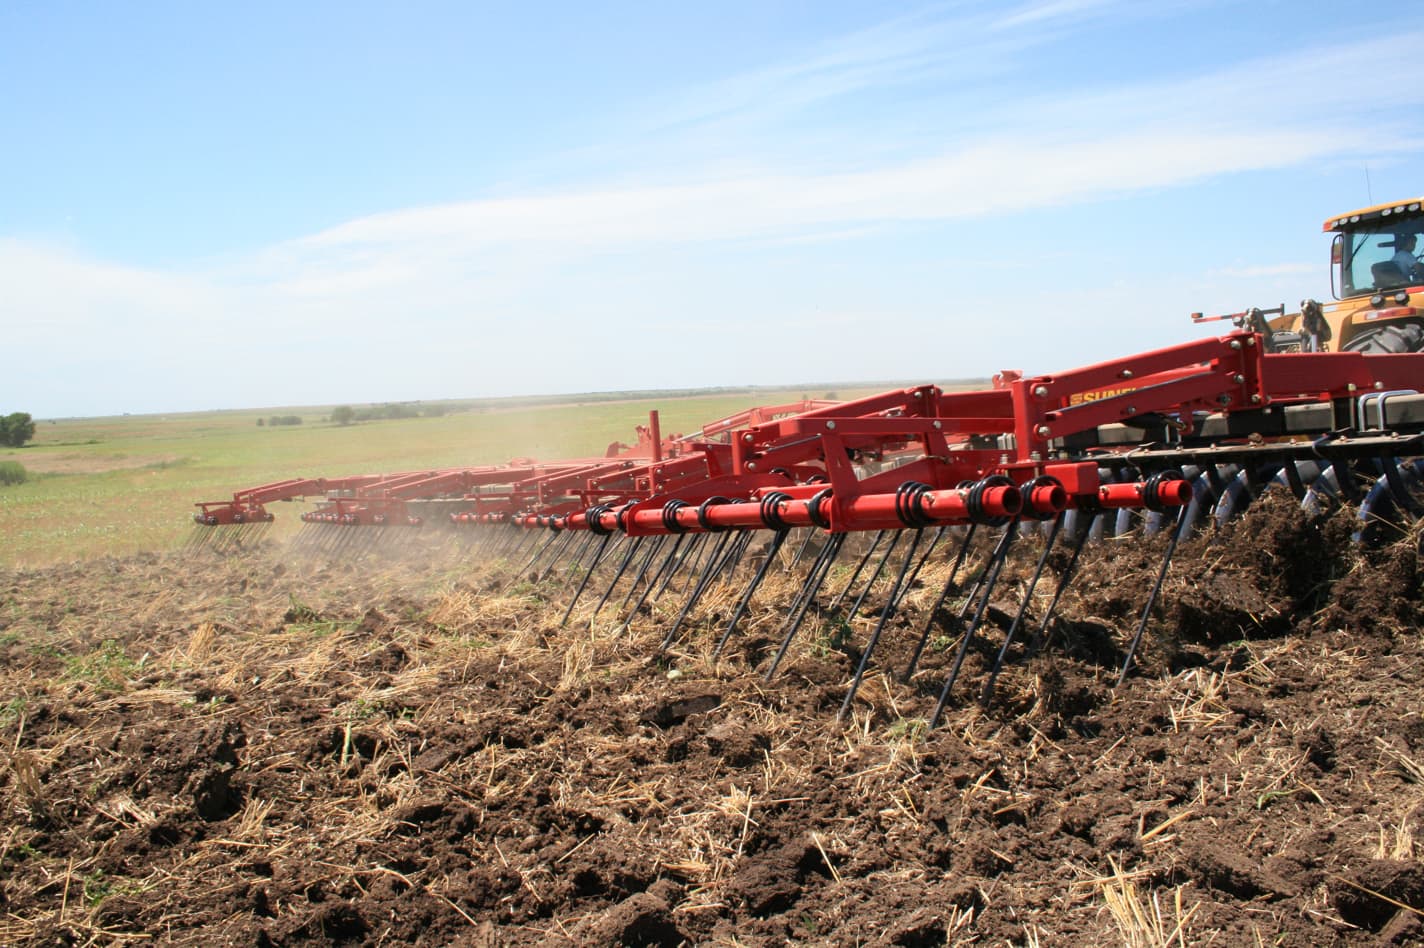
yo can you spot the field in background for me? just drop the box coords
[0,385,923,568]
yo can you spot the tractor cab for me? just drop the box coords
[1328,198,1424,298]
[1195,196,1424,355]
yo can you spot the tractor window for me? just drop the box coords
[1342,220,1424,295]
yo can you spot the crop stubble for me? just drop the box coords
[1,496,1423,944]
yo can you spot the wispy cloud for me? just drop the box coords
[6,8,1424,415]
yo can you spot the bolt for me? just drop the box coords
[932,420,942,429]
[1120,369,1134,379]
[1376,381,1385,390]
[1036,424,1051,437]
[746,462,757,471]
[826,420,836,430]
[743,432,754,443]
[1230,340,1242,350]
[1233,373,1245,383]
[1347,383,1357,392]
[1250,394,1261,404]
[1033,385,1049,398]
[1245,337,1256,346]
[1219,394,1233,406]
[1125,406,1137,415]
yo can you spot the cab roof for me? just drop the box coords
[1323,196,1424,232]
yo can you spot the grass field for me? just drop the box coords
[0,387,916,567]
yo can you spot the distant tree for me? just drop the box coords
[331,405,356,426]
[0,412,35,447]
[423,403,448,418]
[256,417,266,426]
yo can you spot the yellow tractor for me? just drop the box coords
[1195,195,1424,353]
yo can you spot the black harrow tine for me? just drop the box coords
[1116,505,1191,686]
[719,530,756,582]
[539,531,582,581]
[901,524,980,681]
[897,525,948,600]
[980,512,1065,706]
[828,530,888,612]
[838,528,926,722]
[929,520,1020,728]
[503,526,538,561]
[846,529,907,619]
[589,536,644,623]
[652,534,703,603]
[622,535,686,629]
[524,530,564,581]
[713,528,792,658]
[764,532,848,680]
[879,524,948,620]
[559,533,614,628]
[788,527,817,571]
[329,527,360,558]
[618,535,667,618]
[661,531,739,650]
[563,533,600,577]
[1024,512,1096,659]
[515,529,562,582]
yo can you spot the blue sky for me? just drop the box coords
[4,0,1423,417]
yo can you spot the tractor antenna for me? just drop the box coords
[1365,164,1373,204]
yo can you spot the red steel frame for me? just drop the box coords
[196,332,1424,535]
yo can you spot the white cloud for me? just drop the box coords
[6,13,1424,415]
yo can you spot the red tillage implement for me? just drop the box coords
[192,331,1424,722]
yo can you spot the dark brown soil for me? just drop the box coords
[3,496,1423,945]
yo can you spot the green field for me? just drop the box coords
[0,387,919,568]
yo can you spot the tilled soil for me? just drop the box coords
[2,495,1423,946]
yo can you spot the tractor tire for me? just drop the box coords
[1342,321,1424,354]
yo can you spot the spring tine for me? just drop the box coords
[788,527,817,571]
[880,524,947,619]
[901,524,979,681]
[764,532,847,680]
[928,521,1019,728]
[653,533,701,602]
[329,527,359,558]
[564,533,599,577]
[714,529,791,658]
[678,531,718,593]
[515,529,560,580]
[1023,512,1096,658]
[589,536,643,622]
[538,531,580,581]
[846,529,906,619]
[623,535,686,628]
[559,533,614,628]
[1116,505,1191,686]
[828,530,887,612]
[501,526,537,562]
[718,531,756,582]
[980,512,1065,706]
[661,531,738,650]
[898,525,948,599]
[838,528,925,722]
[618,535,666,616]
